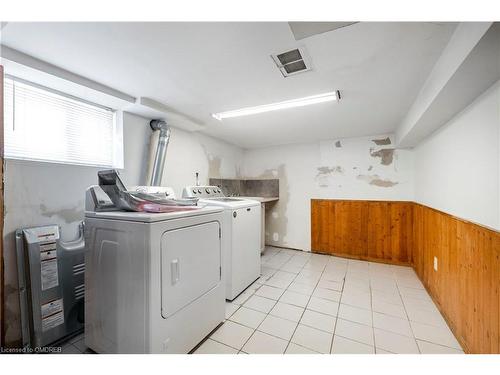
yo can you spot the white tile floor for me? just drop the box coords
[58,332,93,354]
[195,246,464,354]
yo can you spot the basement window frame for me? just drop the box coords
[3,75,124,169]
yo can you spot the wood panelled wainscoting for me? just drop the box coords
[311,200,413,265]
[311,199,500,354]
[412,203,500,354]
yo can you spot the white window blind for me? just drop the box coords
[4,76,123,168]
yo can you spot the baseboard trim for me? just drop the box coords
[311,250,411,267]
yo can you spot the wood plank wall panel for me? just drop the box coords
[311,199,500,353]
[311,199,413,265]
[412,203,500,354]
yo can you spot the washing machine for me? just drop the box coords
[182,186,261,301]
[84,185,225,354]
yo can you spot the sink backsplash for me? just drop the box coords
[209,178,279,198]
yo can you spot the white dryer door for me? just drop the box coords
[160,221,221,319]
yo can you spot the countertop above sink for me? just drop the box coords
[209,178,279,204]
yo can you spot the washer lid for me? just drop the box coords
[84,205,223,222]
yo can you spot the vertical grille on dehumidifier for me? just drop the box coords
[72,262,85,276]
[74,284,85,300]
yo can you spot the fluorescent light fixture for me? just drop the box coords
[212,90,341,120]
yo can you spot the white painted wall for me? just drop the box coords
[414,80,500,230]
[159,127,244,197]
[243,135,414,251]
[2,112,243,346]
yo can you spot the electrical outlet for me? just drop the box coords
[433,256,438,271]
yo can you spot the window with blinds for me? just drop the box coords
[3,76,123,168]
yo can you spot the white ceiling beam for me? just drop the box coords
[0,45,204,132]
[124,97,205,132]
[395,22,496,148]
[0,44,136,103]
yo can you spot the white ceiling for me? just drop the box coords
[1,22,456,149]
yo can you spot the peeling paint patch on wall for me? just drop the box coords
[163,130,243,195]
[317,166,344,175]
[370,148,395,165]
[315,166,344,187]
[357,174,399,187]
[39,202,84,224]
[372,137,392,145]
[258,165,289,246]
[318,136,405,192]
[202,145,222,178]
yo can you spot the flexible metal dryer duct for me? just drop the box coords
[146,120,171,186]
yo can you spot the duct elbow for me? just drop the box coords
[147,119,172,186]
[150,119,170,135]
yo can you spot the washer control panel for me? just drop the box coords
[182,185,224,198]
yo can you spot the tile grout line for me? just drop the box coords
[369,264,377,353]
[333,261,376,352]
[303,257,341,354]
[341,267,454,350]
[394,268,421,354]
[234,248,306,353]
[414,338,464,352]
[265,249,315,351]
[338,266,400,349]
[329,262,347,354]
[282,252,323,353]
[280,250,311,353]
[214,251,284,352]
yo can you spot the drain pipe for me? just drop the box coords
[147,120,171,186]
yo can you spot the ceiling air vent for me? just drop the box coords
[271,47,311,77]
